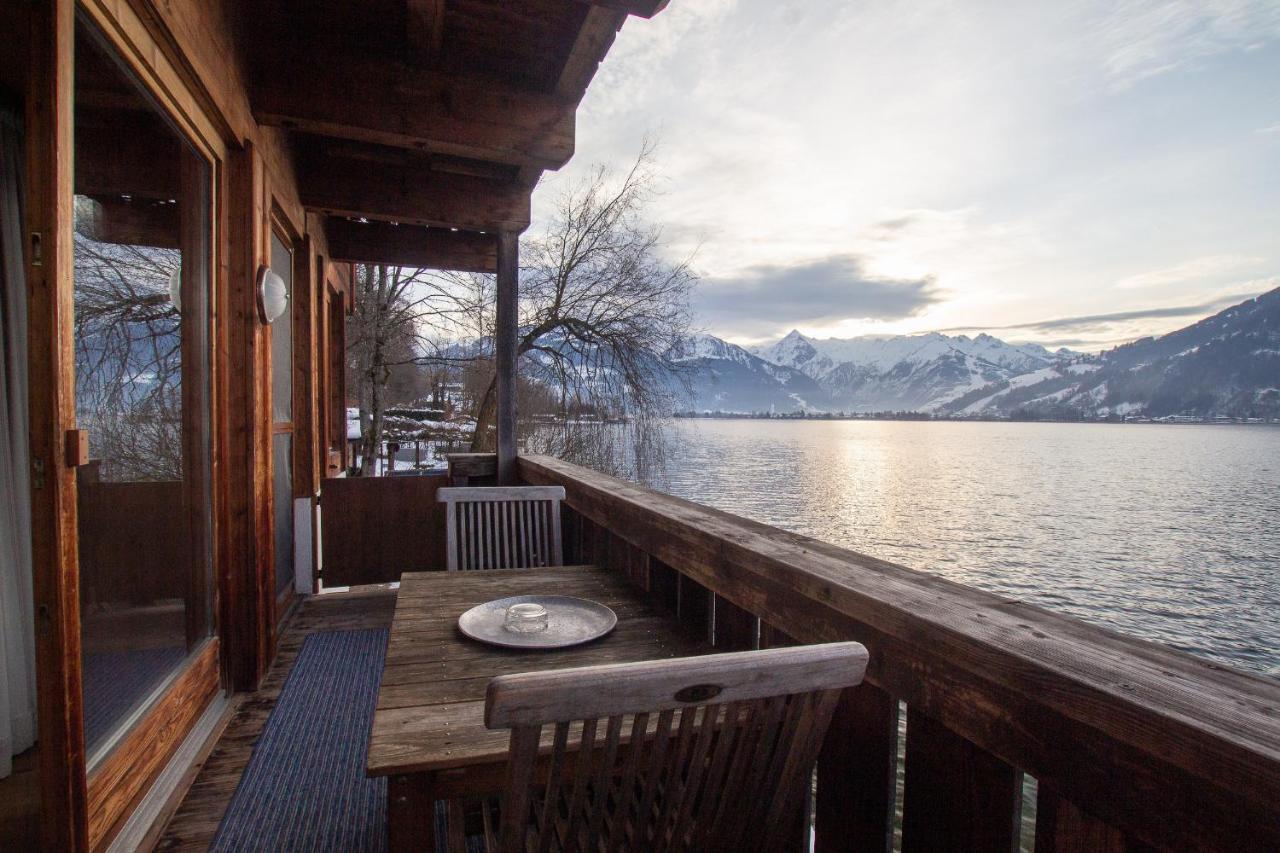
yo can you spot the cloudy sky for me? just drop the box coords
[531,0,1280,352]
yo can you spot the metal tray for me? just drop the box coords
[456,594,618,649]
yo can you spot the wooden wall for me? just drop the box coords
[20,0,352,848]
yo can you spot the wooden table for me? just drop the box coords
[367,565,713,851]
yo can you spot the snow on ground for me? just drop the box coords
[957,365,1065,415]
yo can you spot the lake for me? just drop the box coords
[657,419,1280,678]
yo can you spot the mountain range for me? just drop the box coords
[672,288,1280,419]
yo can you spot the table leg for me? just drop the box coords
[389,773,436,852]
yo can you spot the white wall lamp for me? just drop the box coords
[168,265,183,312]
[256,264,289,324]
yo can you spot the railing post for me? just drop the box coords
[494,230,518,485]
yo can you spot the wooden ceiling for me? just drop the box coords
[239,0,669,270]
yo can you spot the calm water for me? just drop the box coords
[659,419,1280,678]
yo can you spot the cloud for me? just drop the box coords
[937,285,1273,336]
[1094,0,1280,88]
[1115,254,1265,289]
[696,255,940,337]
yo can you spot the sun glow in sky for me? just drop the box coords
[532,0,1280,352]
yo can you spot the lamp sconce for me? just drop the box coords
[168,266,183,312]
[256,265,289,324]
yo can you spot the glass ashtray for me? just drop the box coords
[504,602,549,633]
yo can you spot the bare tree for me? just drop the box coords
[469,144,696,476]
[345,262,471,475]
[72,224,185,481]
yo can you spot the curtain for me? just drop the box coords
[0,104,36,779]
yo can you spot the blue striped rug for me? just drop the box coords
[212,628,390,852]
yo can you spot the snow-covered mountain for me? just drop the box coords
[668,334,828,412]
[677,289,1279,417]
[757,329,1058,378]
[735,329,1067,412]
[941,288,1280,419]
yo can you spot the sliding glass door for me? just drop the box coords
[72,18,214,763]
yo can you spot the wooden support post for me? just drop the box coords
[495,231,518,485]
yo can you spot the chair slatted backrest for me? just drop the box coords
[484,642,869,853]
[437,486,565,571]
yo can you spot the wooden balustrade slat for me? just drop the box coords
[676,574,711,644]
[714,594,759,650]
[648,557,679,614]
[902,708,1021,853]
[815,683,899,853]
[562,505,582,564]
[1035,784,1156,853]
[761,623,800,649]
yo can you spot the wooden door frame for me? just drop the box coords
[26,2,233,848]
[25,2,87,848]
[266,208,301,621]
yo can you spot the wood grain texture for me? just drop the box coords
[367,566,718,779]
[1035,784,1153,853]
[901,708,1021,853]
[485,642,867,727]
[224,141,274,691]
[325,217,497,273]
[253,52,576,170]
[25,2,88,848]
[438,486,564,570]
[491,669,850,852]
[320,474,449,586]
[295,142,531,232]
[518,454,1280,852]
[86,642,221,851]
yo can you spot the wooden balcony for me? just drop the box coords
[515,453,1280,852]
[165,452,1279,852]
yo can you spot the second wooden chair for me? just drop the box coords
[437,485,566,571]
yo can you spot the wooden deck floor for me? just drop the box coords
[154,587,397,851]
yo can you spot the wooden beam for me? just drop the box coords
[554,7,628,101]
[495,232,519,485]
[296,146,531,232]
[325,217,497,273]
[254,53,575,170]
[406,0,445,62]
[76,196,180,249]
[515,5,628,188]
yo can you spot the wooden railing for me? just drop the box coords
[517,454,1280,852]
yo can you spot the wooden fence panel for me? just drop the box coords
[320,474,448,586]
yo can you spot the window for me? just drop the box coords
[72,18,213,762]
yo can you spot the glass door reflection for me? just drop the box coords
[73,19,213,761]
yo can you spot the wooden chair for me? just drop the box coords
[437,485,566,571]
[440,642,869,852]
